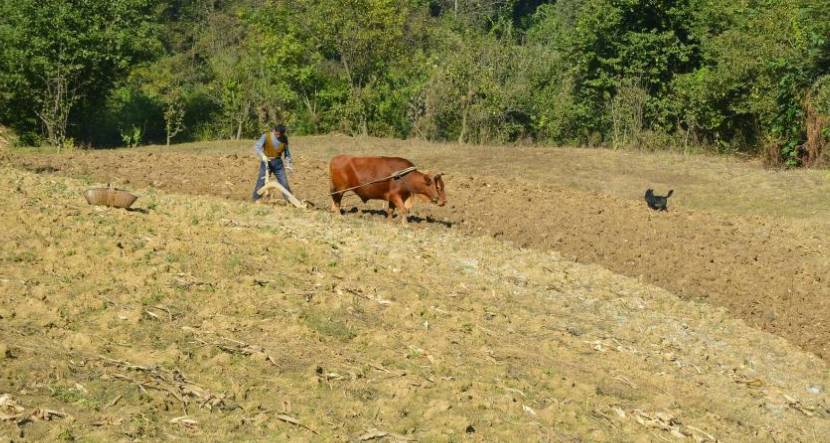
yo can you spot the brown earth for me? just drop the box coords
[11,135,830,362]
[1,166,829,441]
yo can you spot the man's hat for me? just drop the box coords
[274,124,286,133]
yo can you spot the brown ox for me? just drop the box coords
[329,155,446,223]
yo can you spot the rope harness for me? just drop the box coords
[330,166,418,196]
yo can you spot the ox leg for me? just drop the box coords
[386,201,395,222]
[330,192,343,215]
[390,195,409,225]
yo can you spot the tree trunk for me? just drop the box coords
[36,71,78,152]
[163,97,185,147]
[458,84,474,144]
[303,95,319,133]
[340,47,353,86]
[458,105,468,144]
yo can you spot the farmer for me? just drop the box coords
[252,124,293,202]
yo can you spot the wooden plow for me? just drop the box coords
[256,168,306,208]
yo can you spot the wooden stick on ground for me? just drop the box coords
[256,172,305,208]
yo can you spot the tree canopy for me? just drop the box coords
[0,0,828,163]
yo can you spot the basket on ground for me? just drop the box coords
[84,188,138,209]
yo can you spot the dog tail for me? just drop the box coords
[666,189,674,198]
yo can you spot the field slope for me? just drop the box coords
[13,135,830,359]
[1,166,829,441]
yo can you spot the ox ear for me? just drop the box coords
[434,173,444,180]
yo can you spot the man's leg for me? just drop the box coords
[252,161,267,201]
[272,162,292,201]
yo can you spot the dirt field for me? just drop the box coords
[2,164,829,441]
[12,135,830,362]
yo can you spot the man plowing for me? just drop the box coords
[252,124,293,203]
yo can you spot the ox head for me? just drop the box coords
[414,172,446,207]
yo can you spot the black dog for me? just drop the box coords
[644,188,673,211]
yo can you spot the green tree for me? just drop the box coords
[418,22,537,144]
[529,0,701,144]
[297,0,420,135]
[0,0,163,146]
[672,0,830,156]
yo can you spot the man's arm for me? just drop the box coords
[253,134,267,161]
[283,142,292,164]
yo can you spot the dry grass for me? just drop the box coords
[1,165,829,441]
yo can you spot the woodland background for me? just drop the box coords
[1,0,828,165]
